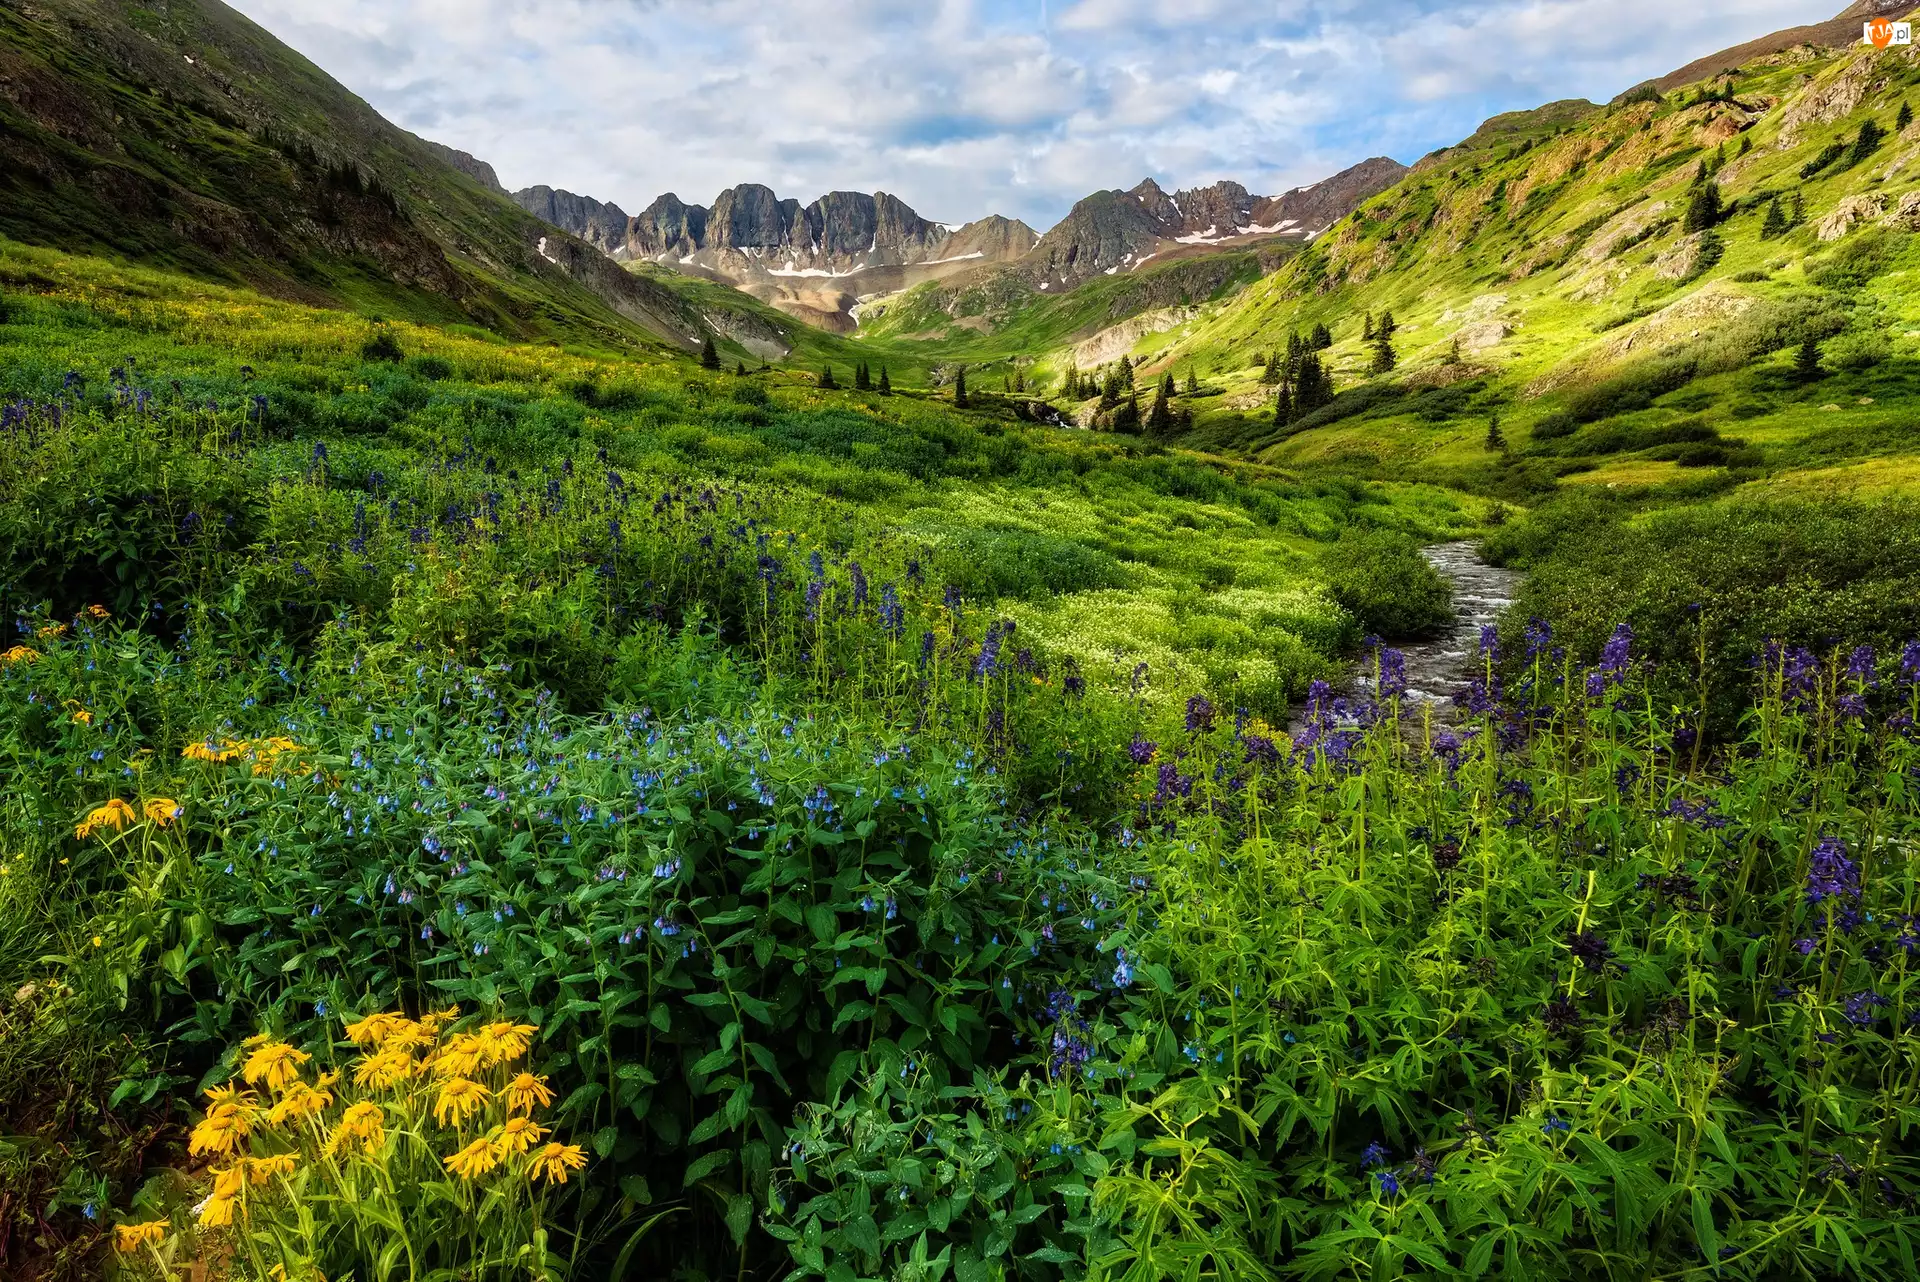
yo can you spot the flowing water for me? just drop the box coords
[1289,541,1521,731]
[1395,541,1523,710]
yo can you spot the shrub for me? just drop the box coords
[937,527,1125,600]
[408,355,454,381]
[1318,528,1454,638]
[1561,356,1697,424]
[360,329,404,363]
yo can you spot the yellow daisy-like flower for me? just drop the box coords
[431,1032,487,1079]
[380,1019,436,1053]
[434,1077,490,1128]
[242,1041,311,1093]
[182,739,244,764]
[189,1092,263,1158]
[323,1101,387,1158]
[492,1115,548,1155]
[267,1079,334,1126]
[85,605,111,621]
[210,1165,246,1201]
[343,1011,406,1047]
[36,623,67,639]
[504,1072,555,1115]
[479,1022,539,1066]
[75,798,137,840]
[444,1137,501,1180]
[529,1142,587,1186]
[143,798,182,827]
[114,1221,169,1253]
[352,1048,418,1091]
[0,645,40,666]
[71,708,93,726]
[417,1005,462,1035]
[197,1195,237,1229]
[246,1153,299,1184]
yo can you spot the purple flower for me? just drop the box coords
[1806,836,1860,906]
[974,621,1007,679]
[1901,641,1920,688]
[1243,734,1280,767]
[1361,1141,1392,1169]
[1845,991,1890,1027]
[1522,618,1551,659]
[1479,624,1499,657]
[1376,647,1408,698]
[1794,938,1817,955]
[1185,695,1215,734]
[1127,736,1158,765]
[1847,645,1878,687]
[1566,929,1616,971]
[878,584,904,638]
[849,562,869,608]
[1376,1171,1401,1198]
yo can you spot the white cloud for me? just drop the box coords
[225,0,1823,229]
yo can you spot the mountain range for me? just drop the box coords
[510,159,1407,331]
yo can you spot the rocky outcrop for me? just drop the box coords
[511,187,630,256]
[423,142,506,195]
[1817,193,1888,240]
[627,194,707,258]
[1024,157,1409,286]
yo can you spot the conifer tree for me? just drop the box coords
[1099,367,1122,411]
[1760,196,1788,240]
[1486,414,1506,452]
[1795,336,1823,384]
[1147,381,1174,435]
[1113,390,1141,434]
[700,336,721,370]
[1790,192,1805,228]
[878,367,892,396]
[1376,312,1396,340]
[1014,370,1026,393]
[736,361,748,377]
[1261,352,1282,385]
[1853,119,1886,167]
[1362,312,1376,342]
[1689,160,1708,188]
[1370,335,1398,375]
[1684,183,1722,233]
[1448,336,1463,365]
[854,362,871,391]
[1120,354,1135,389]
[1160,372,1176,400]
[819,365,837,390]
[1274,380,1293,426]
[1177,406,1194,434]
[1185,368,1198,395]
[1900,101,1915,134]
[953,366,968,408]
[1310,322,1334,350]
[1739,135,1753,156]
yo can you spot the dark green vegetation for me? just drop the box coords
[7,4,1920,1281]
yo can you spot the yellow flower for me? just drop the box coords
[492,1115,548,1155]
[246,1153,299,1184]
[479,1021,538,1066]
[75,798,137,840]
[114,1220,169,1252]
[37,623,67,639]
[0,645,40,666]
[432,1032,487,1079]
[143,798,182,826]
[434,1077,490,1128]
[529,1142,587,1186]
[85,605,111,621]
[210,1164,246,1201]
[417,1005,461,1035]
[444,1137,501,1180]
[182,739,244,764]
[92,935,104,949]
[352,1048,418,1091]
[267,1079,334,1126]
[242,1041,311,1093]
[504,1073,555,1115]
[324,1101,386,1158]
[380,1019,436,1053]
[189,1100,258,1157]
[71,708,93,726]
[197,1195,237,1229]
[343,1011,406,1047]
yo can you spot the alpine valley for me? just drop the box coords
[8,2,1920,1281]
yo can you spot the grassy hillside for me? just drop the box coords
[0,0,717,352]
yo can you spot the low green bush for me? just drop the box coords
[1318,527,1454,638]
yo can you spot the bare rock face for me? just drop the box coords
[511,187,629,256]
[627,194,707,258]
[1818,193,1889,240]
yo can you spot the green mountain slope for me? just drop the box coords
[0,0,706,351]
[1132,28,1920,502]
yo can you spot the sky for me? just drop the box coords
[227,0,1834,229]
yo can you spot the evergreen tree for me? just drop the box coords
[854,362,871,391]
[953,366,969,408]
[1684,182,1723,233]
[1160,372,1176,400]
[1362,312,1376,342]
[1185,368,1198,395]
[1113,391,1141,434]
[1376,311,1396,340]
[878,367,892,396]
[819,365,837,390]
[1099,367,1123,411]
[1486,414,1506,453]
[1120,354,1135,389]
[1370,335,1398,375]
[1790,192,1805,228]
[700,336,721,370]
[1853,119,1886,167]
[736,361,748,377]
[1689,160,1708,188]
[1900,101,1915,134]
[1795,336,1824,384]
[1760,196,1788,240]
[1260,352,1282,385]
[1274,380,1293,426]
[1310,322,1334,350]
[1448,336,1463,365]
[1739,135,1753,157]
[1147,381,1174,435]
[1177,406,1194,434]
[1014,370,1026,393]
